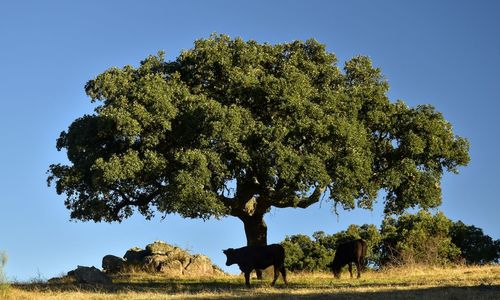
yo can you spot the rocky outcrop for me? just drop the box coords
[102,240,225,276]
[49,241,224,284]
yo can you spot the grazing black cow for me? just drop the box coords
[223,244,288,287]
[330,239,367,279]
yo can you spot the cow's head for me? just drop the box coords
[222,248,236,266]
[330,260,342,279]
[332,267,341,279]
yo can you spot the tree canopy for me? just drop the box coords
[48,34,469,245]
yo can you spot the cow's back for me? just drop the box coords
[232,244,285,271]
[334,239,367,264]
[351,239,366,261]
[262,244,285,267]
[250,244,285,270]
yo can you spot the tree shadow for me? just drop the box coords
[248,285,500,300]
[14,278,246,294]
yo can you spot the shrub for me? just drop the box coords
[281,211,498,271]
[380,211,461,266]
[312,225,382,267]
[282,224,382,272]
[282,234,333,272]
[450,221,500,264]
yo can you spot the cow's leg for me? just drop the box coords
[244,272,251,287]
[271,266,279,286]
[280,265,288,285]
[356,260,361,278]
[348,262,353,278]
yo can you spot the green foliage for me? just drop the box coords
[282,211,500,270]
[380,211,461,266]
[48,34,469,246]
[315,224,382,266]
[450,221,500,264]
[282,234,333,271]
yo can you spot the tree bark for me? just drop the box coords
[242,214,268,247]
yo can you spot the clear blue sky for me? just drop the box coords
[1,0,499,281]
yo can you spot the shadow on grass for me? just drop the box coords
[13,278,500,299]
[286,285,499,300]
[14,278,247,294]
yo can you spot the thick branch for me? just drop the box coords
[272,186,326,209]
[219,174,265,218]
[110,187,162,218]
[219,194,243,216]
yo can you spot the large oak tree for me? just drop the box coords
[48,34,469,248]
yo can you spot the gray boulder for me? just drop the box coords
[158,260,184,275]
[102,255,125,273]
[142,255,171,272]
[71,266,111,284]
[145,241,174,255]
[123,247,148,264]
[184,254,214,275]
[166,247,191,266]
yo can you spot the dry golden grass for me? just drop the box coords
[3,264,499,299]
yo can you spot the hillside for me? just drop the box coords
[3,265,499,299]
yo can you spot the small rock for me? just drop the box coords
[159,260,184,275]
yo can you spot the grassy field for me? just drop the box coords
[2,265,499,299]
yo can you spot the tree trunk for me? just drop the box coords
[242,214,268,247]
[241,214,268,279]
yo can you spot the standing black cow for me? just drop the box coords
[330,239,367,279]
[223,244,288,287]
